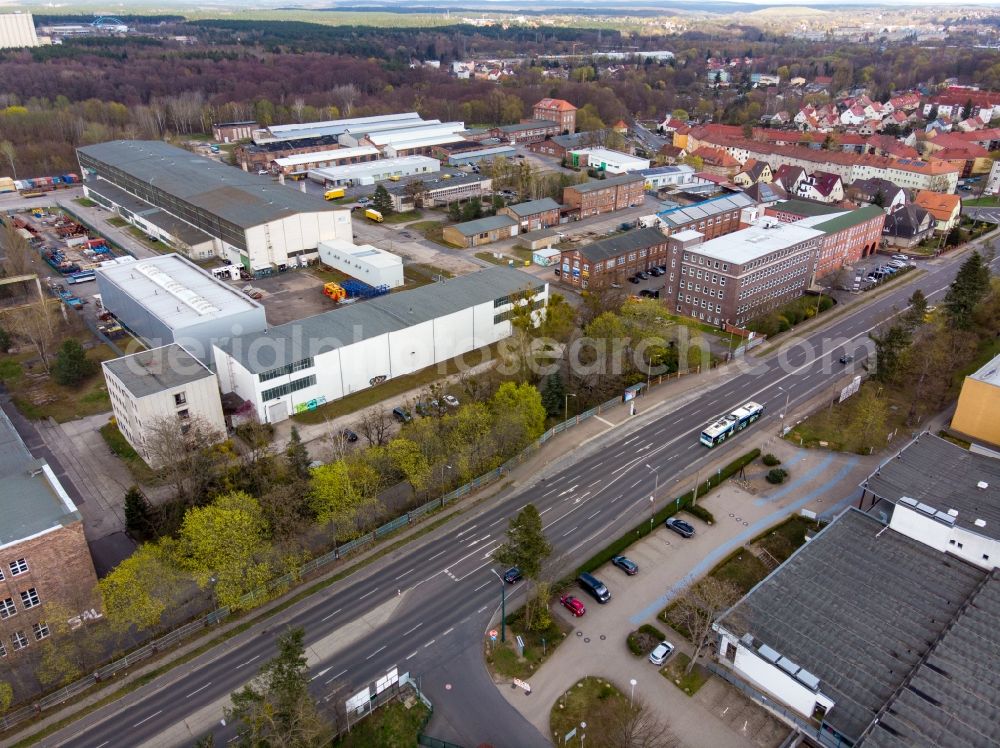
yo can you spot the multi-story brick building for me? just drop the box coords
[562,174,645,219]
[656,192,757,240]
[489,120,562,144]
[665,219,823,327]
[0,410,100,665]
[765,199,886,274]
[558,227,669,288]
[212,120,257,144]
[532,98,577,133]
[498,198,562,232]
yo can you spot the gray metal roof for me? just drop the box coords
[863,573,1000,748]
[567,174,644,194]
[864,434,1000,541]
[103,344,215,399]
[450,215,517,236]
[216,266,544,374]
[385,171,489,196]
[0,409,80,546]
[575,227,668,263]
[78,140,336,229]
[716,510,987,743]
[656,192,755,227]
[505,198,561,217]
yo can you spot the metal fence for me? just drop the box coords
[0,363,706,736]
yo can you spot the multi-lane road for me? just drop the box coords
[36,244,999,748]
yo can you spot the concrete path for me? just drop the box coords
[496,439,878,748]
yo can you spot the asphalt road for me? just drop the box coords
[41,245,999,748]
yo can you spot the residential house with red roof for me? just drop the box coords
[795,171,844,203]
[913,190,962,233]
[532,98,577,134]
[692,146,741,178]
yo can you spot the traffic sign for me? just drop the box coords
[489,629,498,640]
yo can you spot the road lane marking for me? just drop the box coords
[366,645,386,660]
[541,507,553,515]
[325,669,348,684]
[456,524,477,537]
[610,495,622,503]
[587,510,601,519]
[236,655,260,670]
[133,710,163,727]
[406,651,418,660]
[321,607,342,622]
[467,534,490,547]
[478,606,488,613]
[623,436,640,445]
[395,568,415,580]
[428,550,447,561]
[186,682,212,697]
[488,517,505,528]
[562,526,578,537]
[587,479,601,487]
[310,668,330,682]
[358,587,379,600]
[425,639,436,647]
[630,480,642,488]
[474,581,491,591]
[403,622,423,636]
[442,627,454,636]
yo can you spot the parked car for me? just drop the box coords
[839,354,853,364]
[628,276,641,284]
[665,517,695,538]
[637,271,650,280]
[611,555,639,575]
[559,594,586,617]
[392,406,412,423]
[578,572,611,603]
[503,567,523,584]
[891,254,909,262]
[357,197,372,206]
[649,640,675,666]
[648,267,663,277]
[341,429,359,442]
[443,394,460,408]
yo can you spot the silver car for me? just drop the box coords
[649,641,675,666]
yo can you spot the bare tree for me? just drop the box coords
[141,415,226,504]
[666,577,742,674]
[5,300,58,373]
[356,407,392,447]
[0,223,36,278]
[592,695,680,748]
[329,84,358,117]
[291,97,306,123]
[0,140,17,181]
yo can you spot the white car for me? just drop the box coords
[443,394,460,408]
[649,641,675,666]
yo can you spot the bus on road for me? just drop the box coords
[700,402,764,447]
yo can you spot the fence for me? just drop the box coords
[0,363,707,736]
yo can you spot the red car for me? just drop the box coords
[559,594,586,617]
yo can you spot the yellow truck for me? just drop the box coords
[324,187,345,201]
[364,208,384,223]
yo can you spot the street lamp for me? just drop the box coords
[777,385,791,435]
[564,392,577,423]
[646,463,659,533]
[629,678,637,707]
[490,568,507,643]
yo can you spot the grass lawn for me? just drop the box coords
[334,698,429,748]
[106,216,128,228]
[963,196,1000,207]
[4,342,117,423]
[124,225,164,253]
[74,197,97,208]
[711,548,770,595]
[309,266,350,285]
[410,220,445,244]
[662,313,724,337]
[402,262,453,290]
[754,515,822,563]
[661,652,711,696]
[291,343,497,425]
[485,604,571,681]
[549,677,625,745]
[474,251,509,265]
[510,245,533,263]
[785,381,910,453]
[382,209,423,224]
[98,420,156,483]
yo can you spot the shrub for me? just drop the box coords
[627,624,666,656]
[762,453,781,467]
[686,504,715,524]
[766,468,788,484]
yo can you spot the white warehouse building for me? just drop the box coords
[103,344,228,467]
[96,253,267,365]
[307,156,440,187]
[569,147,651,175]
[317,240,404,289]
[212,266,547,423]
[77,140,354,272]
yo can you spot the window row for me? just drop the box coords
[0,558,28,581]
[259,358,315,383]
[0,589,40,619]
[261,375,317,402]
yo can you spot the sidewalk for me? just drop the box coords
[496,440,879,748]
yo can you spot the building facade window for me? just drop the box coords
[33,622,50,641]
[261,375,317,402]
[20,589,40,609]
[11,631,28,651]
[0,598,15,619]
[9,559,28,576]
[0,640,6,657]
[173,392,187,406]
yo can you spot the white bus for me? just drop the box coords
[699,402,764,447]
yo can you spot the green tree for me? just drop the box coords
[371,184,394,215]
[670,108,689,121]
[541,372,566,418]
[284,426,311,481]
[177,492,273,610]
[902,288,928,331]
[944,251,991,329]
[494,504,551,581]
[403,179,428,210]
[0,681,12,715]
[123,486,157,541]
[846,386,888,453]
[52,339,96,387]
[461,196,483,221]
[448,201,462,222]
[99,542,189,632]
[868,323,911,383]
[387,437,432,494]
[0,326,10,352]
[490,381,547,449]
[227,627,330,747]
[308,459,379,539]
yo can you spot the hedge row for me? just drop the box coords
[575,448,760,577]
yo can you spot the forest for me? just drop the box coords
[2,16,1000,177]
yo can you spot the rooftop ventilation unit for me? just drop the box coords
[134,262,222,316]
[975,519,987,528]
[978,481,989,490]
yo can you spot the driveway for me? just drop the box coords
[496,438,877,747]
